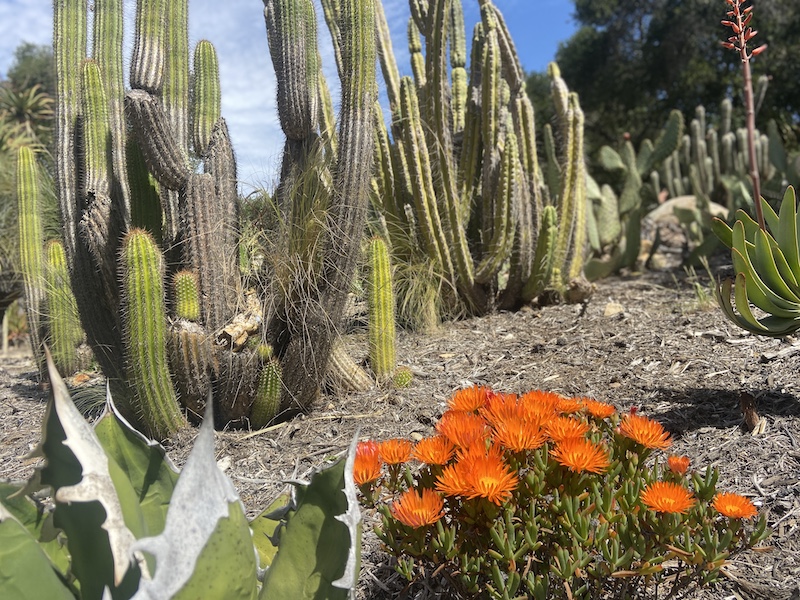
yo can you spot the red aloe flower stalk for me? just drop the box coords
[721,0,768,230]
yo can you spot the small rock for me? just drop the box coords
[604,302,625,317]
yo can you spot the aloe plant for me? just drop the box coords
[713,186,800,336]
[32,0,379,438]
[0,351,361,599]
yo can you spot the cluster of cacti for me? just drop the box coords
[359,0,588,319]
[31,0,379,438]
[585,110,685,279]
[0,353,360,599]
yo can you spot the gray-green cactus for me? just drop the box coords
[34,0,379,437]
[361,0,588,316]
[585,109,685,279]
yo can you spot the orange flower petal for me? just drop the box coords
[491,416,547,452]
[550,438,610,474]
[436,410,489,448]
[448,385,492,412]
[353,440,382,485]
[379,438,413,465]
[580,397,617,419]
[545,415,590,443]
[619,414,672,450]
[412,436,456,465]
[713,492,758,519]
[461,446,519,505]
[641,481,696,514]
[390,488,445,528]
[667,455,690,475]
[435,460,473,497]
[556,396,584,414]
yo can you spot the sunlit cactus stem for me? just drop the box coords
[367,237,396,381]
[173,270,200,321]
[251,345,282,429]
[121,229,186,439]
[16,146,46,377]
[45,240,86,376]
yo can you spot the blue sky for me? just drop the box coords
[2,0,576,187]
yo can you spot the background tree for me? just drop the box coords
[527,0,800,153]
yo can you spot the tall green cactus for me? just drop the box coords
[44,240,86,376]
[367,237,396,381]
[35,0,380,437]
[16,145,46,375]
[360,0,588,316]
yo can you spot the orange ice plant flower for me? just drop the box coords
[556,396,584,414]
[436,410,488,448]
[379,439,413,465]
[550,438,610,474]
[713,492,758,519]
[448,385,491,412]
[545,415,590,442]
[353,440,382,485]
[435,459,473,498]
[580,398,617,419]
[641,481,696,514]
[390,488,445,528]
[481,391,524,427]
[619,413,672,450]
[491,414,547,452]
[412,435,455,465]
[667,455,690,475]
[461,445,519,505]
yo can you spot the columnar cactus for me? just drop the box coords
[35,0,379,436]
[356,0,588,316]
[367,236,396,381]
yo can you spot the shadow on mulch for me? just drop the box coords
[650,386,800,435]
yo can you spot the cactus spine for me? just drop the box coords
[173,270,200,322]
[367,237,396,381]
[251,345,282,429]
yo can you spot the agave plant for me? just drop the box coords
[713,186,800,336]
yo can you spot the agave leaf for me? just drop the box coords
[130,404,257,600]
[93,389,180,539]
[734,209,762,243]
[260,433,362,599]
[711,217,733,249]
[31,350,143,598]
[760,196,780,234]
[776,186,800,275]
[719,274,800,336]
[250,490,293,568]
[732,226,800,316]
[752,228,800,302]
[0,482,71,582]
[0,503,75,600]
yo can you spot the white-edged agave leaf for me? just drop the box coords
[250,490,293,568]
[94,386,180,538]
[332,433,361,592]
[0,482,71,582]
[0,502,75,600]
[260,432,361,599]
[36,350,144,597]
[130,404,258,600]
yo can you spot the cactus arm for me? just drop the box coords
[522,205,557,302]
[367,237,396,381]
[173,270,200,322]
[326,339,374,392]
[125,89,192,191]
[93,0,131,227]
[53,0,87,263]
[16,146,46,376]
[45,240,85,376]
[408,18,427,90]
[192,40,222,157]
[251,349,282,429]
[130,0,166,93]
[449,0,467,134]
[121,229,185,439]
[374,0,401,122]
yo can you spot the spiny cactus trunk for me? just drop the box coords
[269,0,378,410]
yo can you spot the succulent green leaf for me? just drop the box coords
[711,217,733,249]
[0,482,71,583]
[131,406,257,599]
[597,146,626,173]
[35,351,144,598]
[0,503,74,600]
[751,228,800,301]
[250,491,293,568]
[776,186,800,275]
[644,110,684,174]
[93,394,180,539]
[260,434,362,599]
